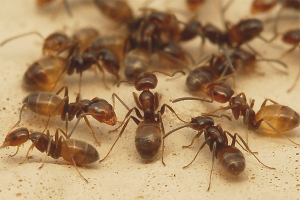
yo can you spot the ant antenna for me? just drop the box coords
[1,31,44,46]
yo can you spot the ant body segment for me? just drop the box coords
[1,127,99,182]
[9,86,117,145]
[99,71,186,164]
[162,115,274,191]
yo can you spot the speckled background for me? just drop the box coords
[0,0,299,199]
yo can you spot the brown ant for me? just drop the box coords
[1,127,99,182]
[173,86,300,146]
[9,86,117,145]
[99,71,186,164]
[162,115,274,191]
[1,28,120,91]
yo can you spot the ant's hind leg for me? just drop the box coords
[260,98,279,108]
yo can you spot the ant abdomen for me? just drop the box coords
[23,91,65,116]
[186,66,216,92]
[124,48,150,81]
[217,146,245,175]
[61,139,100,165]
[135,121,162,160]
[23,56,68,91]
[254,104,300,134]
[227,19,263,46]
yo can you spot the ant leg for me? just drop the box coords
[183,137,210,169]
[232,133,275,169]
[108,107,142,133]
[163,123,198,139]
[202,114,232,121]
[93,59,110,90]
[83,116,100,145]
[260,98,279,108]
[61,137,89,183]
[133,92,143,110]
[99,116,137,163]
[112,93,130,111]
[39,134,53,169]
[8,103,28,134]
[157,111,166,166]
[202,104,236,116]
[287,65,300,93]
[160,104,188,123]
[224,130,254,153]
[9,146,20,157]
[207,142,216,192]
[182,131,204,148]
[20,134,43,164]
[42,95,69,133]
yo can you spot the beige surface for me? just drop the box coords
[0,0,299,199]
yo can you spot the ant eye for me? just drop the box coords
[213,91,218,95]
[12,135,18,140]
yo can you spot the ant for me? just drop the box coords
[9,86,117,145]
[1,127,99,182]
[162,114,274,191]
[173,84,300,146]
[98,71,186,164]
[1,28,120,91]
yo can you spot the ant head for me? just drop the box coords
[190,116,214,130]
[133,72,158,91]
[202,83,234,103]
[89,98,118,126]
[237,19,263,41]
[43,33,71,56]
[0,128,29,148]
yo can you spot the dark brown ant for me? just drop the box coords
[173,86,300,146]
[1,127,99,182]
[162,115,274,191]
[9,86,117,145]
[99,71,186,164]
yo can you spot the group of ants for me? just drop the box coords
[0,0,299,191]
